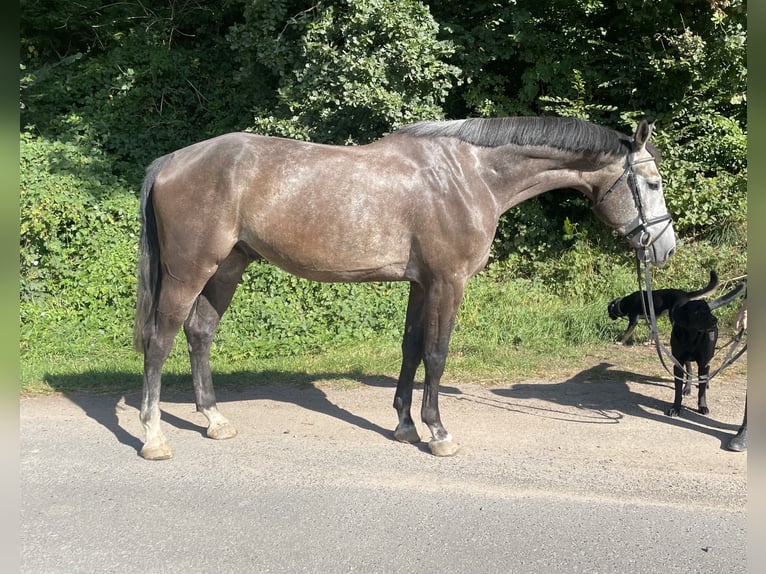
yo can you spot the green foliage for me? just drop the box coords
[19,0,747,388]
[653,113,747,241]
[229,0,459,143]
[217,264,408,359]
[19,133,140,368]
[428,0,746,247]
[19,132,137,308]
[21,0,251,176]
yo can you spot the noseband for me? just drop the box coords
[593,153,673,252]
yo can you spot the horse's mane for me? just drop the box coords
[396,116,644,158]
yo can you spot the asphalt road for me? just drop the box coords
[20,365,748,573]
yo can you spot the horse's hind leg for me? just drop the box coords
[140,281,206,460]
[184,247,249,440]
[393,282,425,444]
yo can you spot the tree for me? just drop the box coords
[426,0,746,244]
[228,0,459,143]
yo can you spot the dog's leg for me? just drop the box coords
[665,364,686,417]
[697,368,710,415]
[620,320,637,345]
[682,362,693,395]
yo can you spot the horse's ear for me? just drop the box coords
[633,119,654,150]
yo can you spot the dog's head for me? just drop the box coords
[671,300,718,332]
[608,298,623,320]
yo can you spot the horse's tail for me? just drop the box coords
[133,155,172,353]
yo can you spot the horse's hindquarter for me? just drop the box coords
[226,134,499,283]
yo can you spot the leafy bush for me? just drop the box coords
[654,113,747,241]
[229,0,459,143]
[217,263,408,359]
[19,132,137,307]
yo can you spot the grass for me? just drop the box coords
[20,309,747,398]
[19,240,748,397]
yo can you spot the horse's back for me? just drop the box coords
[149,133,419,281]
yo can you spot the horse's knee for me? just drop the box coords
[184,313,216,349]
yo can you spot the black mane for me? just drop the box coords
[396,117,638,158]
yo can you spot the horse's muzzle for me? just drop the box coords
[634,218,676,267]
[639,242,676,268]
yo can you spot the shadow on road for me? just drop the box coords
[44,360,740,456]
[489,361,740,449]
[44,369,403,457]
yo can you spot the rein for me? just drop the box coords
[634,251,747,383]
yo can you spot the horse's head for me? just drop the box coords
[592,120,676,267]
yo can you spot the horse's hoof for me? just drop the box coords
[393,425,421,444]
[140,443,174,461]
[727,429,747,452]
[207,422,238,440]
[429,438,460,457]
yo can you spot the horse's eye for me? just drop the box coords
[647,181,661,191]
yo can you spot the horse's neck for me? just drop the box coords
[478,146,603,214]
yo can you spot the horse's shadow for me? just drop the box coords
[45,361,740,456]
[489,361,740,449]
[44,370,408,457]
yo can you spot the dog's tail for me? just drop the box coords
[708,282,746,311]
[688,270,719,299]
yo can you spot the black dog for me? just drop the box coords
[665,283,746,417]
[608,270,718,344]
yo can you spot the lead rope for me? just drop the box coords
[635,251,688,377]
[634,250,747,382]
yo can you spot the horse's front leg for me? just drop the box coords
[420,279,465,457]
[393,283,425,444]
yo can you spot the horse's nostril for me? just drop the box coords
[667,247,676,259]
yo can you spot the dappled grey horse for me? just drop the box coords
[134,116,675,460]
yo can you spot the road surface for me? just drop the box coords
[21,360,747,573]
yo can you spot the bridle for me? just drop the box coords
[592,151,673,251]
[596,149,746,382]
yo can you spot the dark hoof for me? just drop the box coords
[727,428,747,452]
[393,425,421,444]
[665,406,683,417]
[698,406,710,415]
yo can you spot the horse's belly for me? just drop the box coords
[279,260,410,283]
[243,232,411,283]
